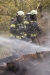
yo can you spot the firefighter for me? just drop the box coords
[10,17,17,38]
[10,11,25,39]
[25,12,31,21]
[16,10,25,39]
[30,10,37,21]
[28,10,41,43]
[23,12,32,41]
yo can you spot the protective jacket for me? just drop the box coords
[10,18,26,39]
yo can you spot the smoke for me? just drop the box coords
[43,11,50,47]
[0,10,50,75]
[0,36,50,59]
[11,39,50,57]
[0,36,50,75]
[38,10,50,47]
[0,51,50,75]
[25,56,50,75]
[0,37,12,59]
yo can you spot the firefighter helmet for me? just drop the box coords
[31,10,38,15]
[17,11,24,16]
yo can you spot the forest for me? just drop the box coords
[0,0,50,31]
